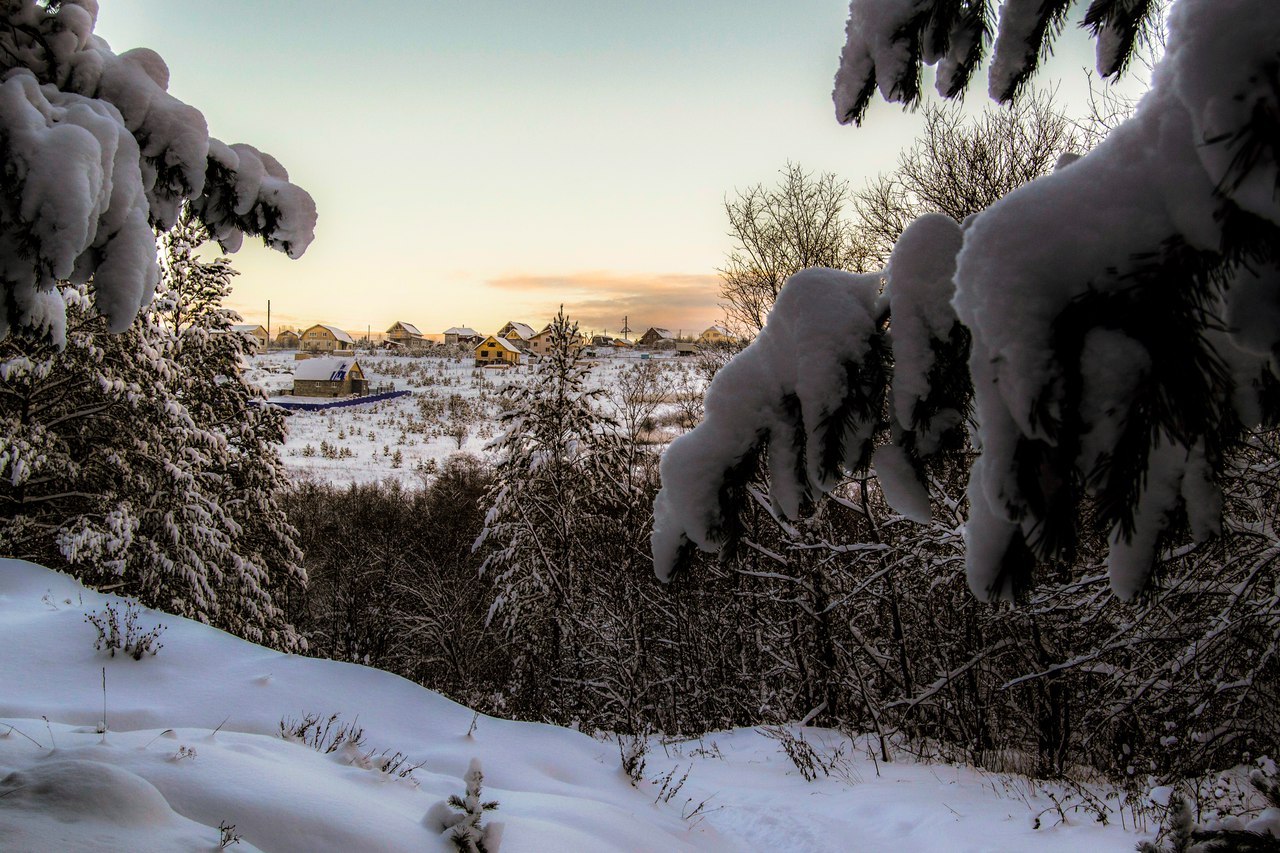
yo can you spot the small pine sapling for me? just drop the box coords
[424,758,503,853]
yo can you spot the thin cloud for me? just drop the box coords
[487,271,723,335]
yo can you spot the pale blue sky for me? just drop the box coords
[95,2,1131,337]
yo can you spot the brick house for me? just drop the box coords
[291,357,368,397]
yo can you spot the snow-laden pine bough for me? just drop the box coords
[0,0,316,345]
[653,0,1280,603]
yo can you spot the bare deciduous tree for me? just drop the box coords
[854,93,1080,266]
[719,162,870,334]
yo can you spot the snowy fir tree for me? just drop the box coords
[0,0,315,346]
[0,216,304,649]
[153,210,307,647]
[654,0,1280,604]
[475,308,636,719]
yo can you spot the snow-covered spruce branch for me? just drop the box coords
[0,0,315,344]
[832,0,1166,126]
[653,0,1280,603]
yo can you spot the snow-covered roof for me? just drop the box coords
[501,321,536,340]
[307,324,354,344]
[293,357,360,381]
[645,327,674,339]
[389,321,422,337]
[702,325,730,336]
[445,326,480,337]
[475,336,521,354]
[232,324,265,335]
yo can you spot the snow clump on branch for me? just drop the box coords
[0,0,316,344]
[656,0,1280,603]
[652,268,888,581]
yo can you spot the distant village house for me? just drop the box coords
[444,326,482,347]
[497,321,536,341]
[528,325,556,357]
[302,324,355,352]
[386,321,426,349]
[474,335,522,367]
[698,325,732,345]
[275,328,300,349]
[291,357,368,398]
[527,326,590,357]
[232,324,268,353]
[638,327,676,348]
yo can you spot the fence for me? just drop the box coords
[268,389,410,413]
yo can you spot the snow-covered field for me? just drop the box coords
[248,351,699,485]
[0,559,1153,851]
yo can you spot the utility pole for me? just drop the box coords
[621,315,631,341]
[266,299,271,352]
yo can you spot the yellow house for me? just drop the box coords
[275,328,300,349]
[474,335,522,367]
[301,323,355,352]
[698,324,733,345]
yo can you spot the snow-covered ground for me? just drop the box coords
[0,559,1154,851]
[247,351,699,485]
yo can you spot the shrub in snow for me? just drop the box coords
[84,601,165,660]
[217,821,242,849]
[0,1,315,345]
[758,725,851,784]
[617,732,648,786]
[278,712,366,754]
[654,0,1280,602]
[424,758,503,853]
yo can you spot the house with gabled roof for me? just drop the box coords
[528,325,560,357]
[527,325,590,357]
[638,327,676,348]
[498,321,536,341]
[301,323,355,352]
[698,324,733,345]
[444,326,482,347]
[231,324,268,353]
[275,328,300,349]
[386,321,426,349]
[291,356,368,397]
[474,335,523,367]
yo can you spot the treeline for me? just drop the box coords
[283,426,1279,787]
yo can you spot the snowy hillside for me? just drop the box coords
[0,559,1151,851]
